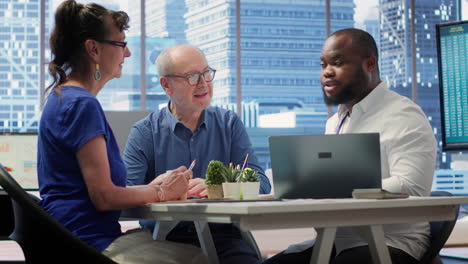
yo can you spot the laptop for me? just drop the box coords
[269,133,381,199]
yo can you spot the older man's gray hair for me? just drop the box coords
[155,45,206,77]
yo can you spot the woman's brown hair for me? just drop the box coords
[46,0,129,95]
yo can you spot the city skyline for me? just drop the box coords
[1,0,468,194]
[51,0,468,21]
[0,1,464,158]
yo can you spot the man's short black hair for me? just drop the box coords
[330,28,379,61]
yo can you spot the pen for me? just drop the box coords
[188,160,196,171]
[240,153,250,172]
[181,160,197,200]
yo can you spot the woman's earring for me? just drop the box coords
[94,63,101,81]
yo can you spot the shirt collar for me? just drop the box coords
[163,101,208,132]
[338,81,387,117]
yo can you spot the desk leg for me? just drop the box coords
[194,220,219,264]
[152,220,180,241]
[310,227,336,264]
[354,225,391,264]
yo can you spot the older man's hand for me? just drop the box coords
[187,178,208,198]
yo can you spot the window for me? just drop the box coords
[1,0,467,192]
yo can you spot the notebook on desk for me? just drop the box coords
[269,133,382,199]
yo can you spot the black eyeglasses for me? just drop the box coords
[165,68,216,86]
[95,39,127,49]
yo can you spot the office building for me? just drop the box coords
[259,108,328,129]
[212,101,260,128]
[434,170,468,195]
[0,0,49,132]
[379,0,461,168]
[363,18,380,48]
[97,37,175,111]
[184,0,355,111]
[145,0,188,44]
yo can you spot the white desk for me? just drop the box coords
[122,196,468,264]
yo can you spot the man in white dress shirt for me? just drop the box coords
[263,28,437,264]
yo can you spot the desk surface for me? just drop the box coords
[123,196,468,230]
[128,196,468,214]
[122,196,468,264]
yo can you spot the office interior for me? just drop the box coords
[1,0,468,262]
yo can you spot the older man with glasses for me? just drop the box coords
[123,44,271,264]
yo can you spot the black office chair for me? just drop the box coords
[419,191,460,264]
[0,163,117,264]
[0,190,14,240]
[0,190,25,264]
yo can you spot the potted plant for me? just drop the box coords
[221,163,242,199]
[205,160,225,199]
[240,168,260,200]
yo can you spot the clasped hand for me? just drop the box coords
[149,166,192,202]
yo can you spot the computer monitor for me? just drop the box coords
[0,132,38,190]
[436,20,468,151]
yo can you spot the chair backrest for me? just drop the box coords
[104,111,150,155]
[0,163,116,264]
[419,191,460,264]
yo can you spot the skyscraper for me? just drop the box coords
[184,0,355,113]
[379,0,461,167]
[145,0,188,44]
[0,0,49,132]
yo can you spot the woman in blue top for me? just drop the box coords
[38,1,206,263]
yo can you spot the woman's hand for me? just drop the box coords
[149,166,192,202]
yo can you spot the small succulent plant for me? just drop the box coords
[221,162,242,182]
[205,160,226,185]
[241,168,259,182]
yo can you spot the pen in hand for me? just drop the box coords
[188,159,196,171]
[179,160,196,201]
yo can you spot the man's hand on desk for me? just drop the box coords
[187,178,208,198]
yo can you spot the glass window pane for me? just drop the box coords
[465,0,468,20]
[46,0,141,111]
[379,0,460,171]
[180,0,354,169]
[0,0,41,132]
[144,0,183,111]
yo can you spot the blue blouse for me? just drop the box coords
[38,86,126,251]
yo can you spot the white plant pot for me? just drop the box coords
[241,182,260,200]
[222,182,241,200]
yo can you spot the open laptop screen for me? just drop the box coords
[0,132,38,190]
[269,133,381,199]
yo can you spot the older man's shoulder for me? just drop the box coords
[206,106,237,118]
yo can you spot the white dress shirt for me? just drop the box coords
[325,81,437,260]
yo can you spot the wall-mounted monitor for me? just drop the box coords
[436,20,468,151]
